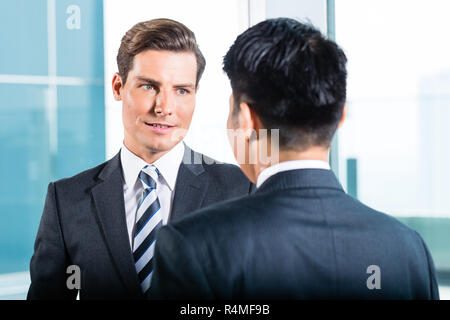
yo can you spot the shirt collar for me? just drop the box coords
[152,141,184,191]
[120,142,185,191]
[256,160,331,188]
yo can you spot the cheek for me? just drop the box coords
[124,92,147,122]
[228,134,239,160]
[177,98,196,127]
[227,113,239,131]
[227,97,233,128]
[226,119,240,159]
[122,102,137,129]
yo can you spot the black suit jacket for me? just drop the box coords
[27,146,253,299]
[149,169,440,299]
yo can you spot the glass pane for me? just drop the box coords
[56,85,105,178]
[0,0,48,76]
[0,84,50,274]
[335,0,450,280]
[0,0,105,299]
[56,0,104,79]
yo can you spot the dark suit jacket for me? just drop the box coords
[149,169,440,300]
[27,146,253,300]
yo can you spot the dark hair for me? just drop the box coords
[223,18,347,150]
[117,18,206,86]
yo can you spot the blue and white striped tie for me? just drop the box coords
[133,165,163,294]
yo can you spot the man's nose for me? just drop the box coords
[154,90,173,116]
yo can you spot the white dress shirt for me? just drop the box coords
[256,160,331,188]
[120,142,185,248]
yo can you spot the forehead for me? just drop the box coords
[128,50,197,83]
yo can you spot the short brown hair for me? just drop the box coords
[117,18,206,86]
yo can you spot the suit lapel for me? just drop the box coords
[90,153,142,297]
[170,147,209,223]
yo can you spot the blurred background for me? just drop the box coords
[0,0,448,299]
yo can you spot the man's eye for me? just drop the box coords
[177,89,188,95]
[142,84,154,90]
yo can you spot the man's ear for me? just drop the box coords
[238,102,255,138]
[337,103,347,129]
[112,73,123,101]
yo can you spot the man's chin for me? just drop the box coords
[144,145,171,153]
[143,140,180,153]
[139,131,186,153]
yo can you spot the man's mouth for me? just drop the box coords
[144,122,175,133]
[145,121,174,127]
[147,123,171,128]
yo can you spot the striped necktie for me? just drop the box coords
[133,165,163,294]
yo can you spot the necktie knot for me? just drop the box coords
[139,165,159,190]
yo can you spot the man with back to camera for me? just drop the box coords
[148,18,440,299]
[27,18,253,300]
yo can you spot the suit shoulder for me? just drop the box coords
[197,152,249,184]
[52,158,111,190]
[170,194,257,234]
[339,194,426,245]
[354,196,414,230]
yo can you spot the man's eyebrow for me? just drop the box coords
[135,77,195,89]
[135,77,161,86]
[173,83,196,89]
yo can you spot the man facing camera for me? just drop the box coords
[28,18,252,300]
[149,18,439,299]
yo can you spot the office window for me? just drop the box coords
[0,0,105,290]
[335,0,450,286]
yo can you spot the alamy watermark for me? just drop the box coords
[170,128,280,166]
[66,265,81,290]
[366,265,381,290]
[66,5,81,30]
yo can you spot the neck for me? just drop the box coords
[277,146,329,163]
[123,140,170,164]
[247,146,330,183]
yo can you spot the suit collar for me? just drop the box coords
[257,168,344,194]
[169,145,208,222]
[180,142,206,175]
[97,152,122,181]
[257,160,331,188]
[92,153,143,297]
